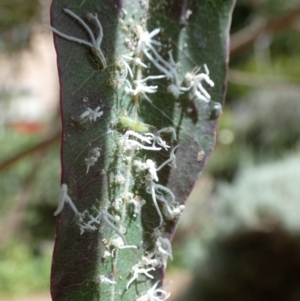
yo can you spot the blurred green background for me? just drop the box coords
[0,0,299,300]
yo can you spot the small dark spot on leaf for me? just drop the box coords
[208,101,223,120]
[193,29,207,49]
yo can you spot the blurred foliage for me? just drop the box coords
[0,130,59,296]
[0,130,60,214]
[0,240,51,297]
[230,1,255,33]
[0,0,41,53]
[175,152,300,301]
[236,89,300,160]
[217,85,300,172]
[173,150,300,292]
[271,31,300,58]
[0,130,41,160]
[215,151,300,234]
[231,0,300,33]
[176,229,300,301]
[258,0,300,18]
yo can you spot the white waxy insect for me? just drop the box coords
[128,195,146,217]
[80,106,103,122]
[136,281,171,301]
[110,236,137,250]
[152,232,173,268]
[45,9,107,68]
[95,275,116,285]
[181,64,214,102]
[124,75,165,102]
[114,173,125,185]
[126,263,155,290]
[113,198,123,211]
[85,147,101,174]
[54,184,79,216]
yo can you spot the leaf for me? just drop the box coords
[50,0,235,300]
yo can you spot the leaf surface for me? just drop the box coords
[50,0,235,300]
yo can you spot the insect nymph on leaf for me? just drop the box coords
[45,8,107,68]
[119,115,158,134]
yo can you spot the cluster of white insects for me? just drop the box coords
[50,5,215,301]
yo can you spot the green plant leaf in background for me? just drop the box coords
[49,0,235,300]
